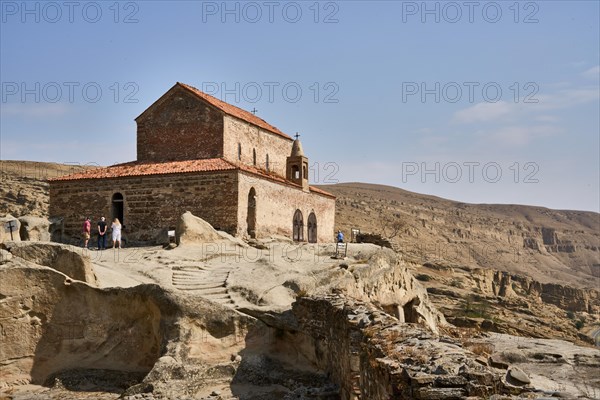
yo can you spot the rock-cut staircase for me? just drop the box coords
[171,264,235,307]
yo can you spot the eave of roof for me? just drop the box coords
[49,157,336,199]
[48,158,237,181]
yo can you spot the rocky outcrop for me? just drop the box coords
[292,294,525,400]
[0,260,173,387]
[469,268,599,313]
[0,256,265,397]
[317,249,446,334]
[19,215,51,241]
[355,232,393,249]
[1,241,98,285]
[176,211,223,245]
[175,211,244,244]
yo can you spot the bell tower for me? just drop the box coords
[286,134,309,192]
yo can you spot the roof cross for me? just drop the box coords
[294,132,300,140]
[251,108,258,115]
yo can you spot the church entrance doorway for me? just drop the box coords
[111,193,124,225]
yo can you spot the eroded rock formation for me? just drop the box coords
[1,241,98,286]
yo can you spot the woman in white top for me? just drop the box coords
[111,218,122,249]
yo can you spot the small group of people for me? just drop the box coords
[82,216,122,249]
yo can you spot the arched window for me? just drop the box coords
[308,212,317,243]
[238,143,242,161]
[292,165,300,179]
[266,154,270,171]
[247,188,257,238]
[253,149,257,166]
[303,165,307,179]
[293,209,304,242]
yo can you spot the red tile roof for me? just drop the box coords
[176,82,293,141]
[49,157,336,198]
[309,186,336,198]
[49,158,236,181]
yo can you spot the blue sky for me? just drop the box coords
[1,1,599,211]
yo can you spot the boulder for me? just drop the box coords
[488,354,509,369]
[176,211,222,246]
[0,249,12,264]
[0,214,21,243]
[19,215,51,241]
[507,366,531,385]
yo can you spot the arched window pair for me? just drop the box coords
[293,210,317,243]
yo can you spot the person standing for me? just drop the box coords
[337,230,344,243]
[111,218,122,249]
[97,217,107,250]
[82,217,91,248]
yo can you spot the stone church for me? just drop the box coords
[49,82,336,243]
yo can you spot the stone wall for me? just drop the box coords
[136,86,224,163]
[49,170,239,243]
[50,169,335,244]
[237,170,336,242]
[222,115,293,178]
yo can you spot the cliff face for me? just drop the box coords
[320,183,600,290]
[470,268,599,313]
[415,260,599,346]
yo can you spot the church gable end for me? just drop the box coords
[136,85,225,163]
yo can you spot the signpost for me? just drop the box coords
[335,242,347,259]
[4,220,18,241]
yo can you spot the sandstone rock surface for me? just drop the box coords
[1,241,98,285]
[18,215,51,241]
[176,211,223,245]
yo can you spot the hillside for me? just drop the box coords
[318,182,600,290]
[1,161,93,218]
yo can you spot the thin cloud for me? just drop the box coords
[452,101,514,124]
[485,125,562,147]
[582,65,600,80]
[453,84,599,125]
[535,115,560,123]
[0,103,71,118]
[536,87,600,110]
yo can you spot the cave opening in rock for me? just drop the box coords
[403,298,421,323]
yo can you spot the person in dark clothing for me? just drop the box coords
[97,216,107,250]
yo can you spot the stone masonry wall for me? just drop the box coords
[49,170,239,244]
[136,86,224,163]
[237,171,336,243]
[222,115,293,179]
